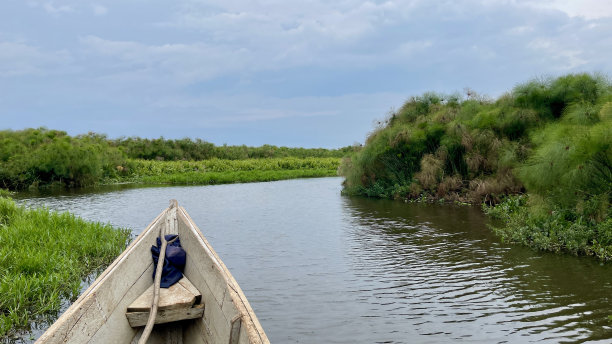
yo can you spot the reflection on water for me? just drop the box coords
[342,197,612,343]
[13,177,612,343]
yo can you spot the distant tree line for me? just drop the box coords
[110,137,354,160]
[0,129,354,190]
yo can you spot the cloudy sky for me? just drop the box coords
[1,0,611,147]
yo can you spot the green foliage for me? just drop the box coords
[119,158,340,185]
[485,196,612,260]
[519,118,611,221]
[0,128,351,190]
[112,137,352,161]
[513,73,610,118]
[138,169,335,185]
[0,198,130,337]
[342,73,611,203]
[0,189,10,198]
[126,157,339,174]
[0,128,125,190]
[342,73,611,260]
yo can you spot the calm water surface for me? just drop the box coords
[14,177,612,343]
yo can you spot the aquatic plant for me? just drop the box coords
[0,129,348,190]
[118,157,340,185]
[0,129,125,190]
[341,73,611,259]
[0,197,131,337]
[111,137,352,161]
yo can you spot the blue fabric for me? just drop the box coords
[151,234,186,288]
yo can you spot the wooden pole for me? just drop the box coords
[138,201,176,344]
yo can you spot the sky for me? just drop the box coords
[1,0,611,148]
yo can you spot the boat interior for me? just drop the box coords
[36,202,268,344]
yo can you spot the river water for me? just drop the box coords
[14,177,612,343]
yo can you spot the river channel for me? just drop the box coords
[14,177,612,343]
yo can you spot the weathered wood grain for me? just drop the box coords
[36,202,269,344]
[127,277,198,312]
[126,304,205,327]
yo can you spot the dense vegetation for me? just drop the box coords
[341,73,611,259]
[120,158,340,185]
[0,195,130,337]
[112,137,352,160]
[0,129,345,190]
[0,129,124,190]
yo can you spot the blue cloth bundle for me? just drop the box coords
[151,234,186,288]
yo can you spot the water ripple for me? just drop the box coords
[12,178,612,343]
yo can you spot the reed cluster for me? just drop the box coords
[0,196,130,337]
[341,73,611,259]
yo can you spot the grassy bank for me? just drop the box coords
[341,73,611,260]
[0,129,346,190]
[115,157,340,185]
[0,196,130,337]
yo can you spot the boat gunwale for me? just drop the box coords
[177,206,269,344]
[36,204,269,344]
[35,209,166,343]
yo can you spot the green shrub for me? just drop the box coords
[342,73,611,260]
[0,129,125,190]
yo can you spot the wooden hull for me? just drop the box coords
[36,203,269,344]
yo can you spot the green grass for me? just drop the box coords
[137,169,336,185]
[113,157,340,185]
[125,157,340,173]
[0,196,131,338]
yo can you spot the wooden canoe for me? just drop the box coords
[36,201,269,344]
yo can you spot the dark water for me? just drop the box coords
[13,177,612,343]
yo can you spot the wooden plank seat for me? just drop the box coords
[126,277,204,327]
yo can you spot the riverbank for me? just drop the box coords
[341,73,611,260]
[0,195,130,338]
[0,128,348,191]
[12,178,612,343]
[112,157,340,185]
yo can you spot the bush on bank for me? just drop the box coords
[341,73,611,259]
[111,137,353,160]
[0,129,346,190]
[0,129,125,190]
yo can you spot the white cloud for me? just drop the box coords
[161,0,414,66]
[92,4,108,16]
[514,0,612,19]
[527,37,587,70]
[148,91,405,128]
[79,35,252,84]
[4,0,612,147]
[26,1,75,15]
[0,41,73,77]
